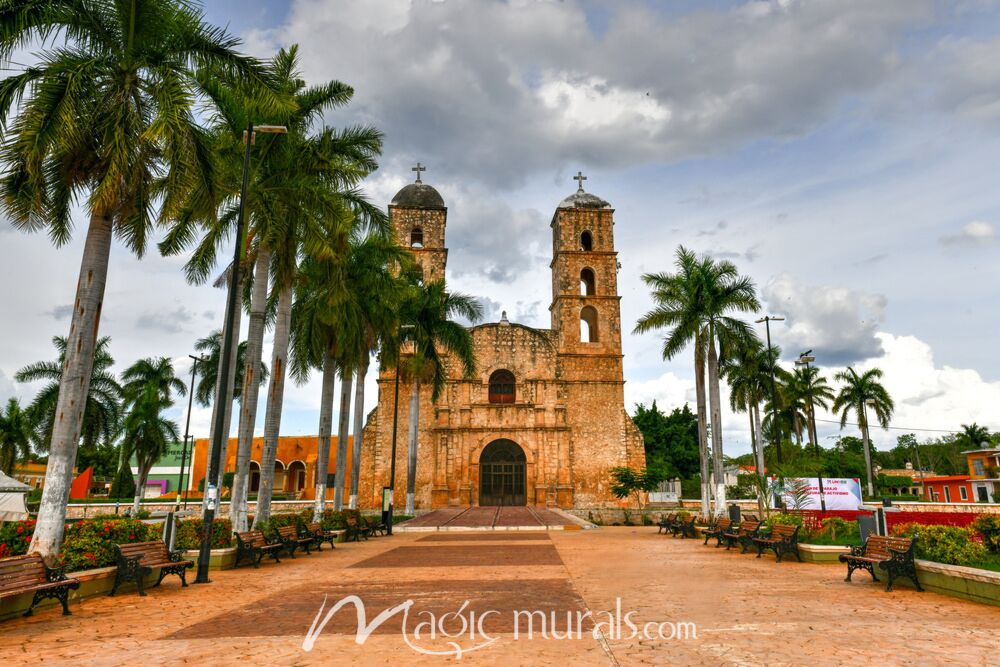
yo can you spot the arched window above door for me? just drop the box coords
[410,227,424,247]
[580,230,593,251]
[580,306,599,343]
[580,268,596,296]
[488,369,516,404]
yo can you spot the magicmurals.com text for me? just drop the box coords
[303,595,697,659]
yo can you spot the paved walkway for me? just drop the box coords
[2,528,998,665]
[398,505,576,530]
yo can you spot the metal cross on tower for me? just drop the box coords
[573,171,587,193]
[412,162,426,183]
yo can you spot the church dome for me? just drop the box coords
[558,190,611,209]
[391,182,445,209]
[558,171,610,209]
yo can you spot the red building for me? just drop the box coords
[921,475,974,503]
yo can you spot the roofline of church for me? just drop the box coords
[468,321,554,339]
[549,205,616,227]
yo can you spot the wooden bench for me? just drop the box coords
[366,516,388,537]
[110,541,193,597]
[0,554,80,617]
[306,522,344,550]
[670,514,697,538]
[752,523,802,562]
[276,524,314,557]
[345,516,371,542]
[235,530,283,568]
[657,513,677,535]
[839,535,922,592]
[724,519,762,553]
[703,518,733,547]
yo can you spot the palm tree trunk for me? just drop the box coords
[349,354,369,509]
[312,351,337,522]
[707,335,727,516]
[252,282,292,528]
[30,212,113,559]
[861,408,875,497]
[748,410,757,469]
[333,371,353,510]
[753,402,766,475]
[694,340,711,520]
[230,249,270,531]
[202,279,243,514]
[406,379,420,515]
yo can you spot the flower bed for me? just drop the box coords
[0,517,159,571]
[174,517,233,549]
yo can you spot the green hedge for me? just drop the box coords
[892,522,988,566]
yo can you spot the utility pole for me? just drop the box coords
[755,316,785,463]
[796,350,825,510]
[177,354,204,512]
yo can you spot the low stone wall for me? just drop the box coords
[914,560,1000,607]
[675,499,1000,515]
[64,500,316,519]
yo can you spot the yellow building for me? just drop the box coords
[964,446,1000,503]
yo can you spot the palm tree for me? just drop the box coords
[0,398,32,475]
[291,232,409,519]
[15,337,122,455]
[0,0,270,558]
[121,384,180,514]
[787,366,834,447]
[192,331,268,408]
[401,279,482,514]
[116,357,186,489]
[958,423,990,449]
[721,342,777,478]
[832,367,894,497]
[634,247,759,516]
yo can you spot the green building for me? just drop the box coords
[129,441,194,499]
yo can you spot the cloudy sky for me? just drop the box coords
[3,0,1000,458]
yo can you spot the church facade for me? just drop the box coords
[357,171,644,510]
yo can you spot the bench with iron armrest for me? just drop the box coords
[275,524,314,557]
[0,554,81,617]
[235,530,283,568]
[670,514,697,538]
[702,517,733,547]
[724,520,762,553]
[366,516,388,537]
[110,541,193,597]
[656,513,677,535]
[306,522,344,550]
[752,524,802,562]
[345,516,372,542]
[839,535,922,592]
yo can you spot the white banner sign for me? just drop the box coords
[774,477,863,510]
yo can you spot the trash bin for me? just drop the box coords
[858,514,876,543]
[728,504,741,523]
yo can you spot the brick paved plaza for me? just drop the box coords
[2,528,998,665]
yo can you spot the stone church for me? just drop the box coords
[357,169,644,510]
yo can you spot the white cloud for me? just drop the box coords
[763,273,887,364]
[940,220,995,245]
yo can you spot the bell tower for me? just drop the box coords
[549,172,624,381]
[389,163,448,281]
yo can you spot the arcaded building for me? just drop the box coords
[357,172,644,510]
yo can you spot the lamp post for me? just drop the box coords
[386,324,414,536]
[176,354,205,512]
[755,315,785,463]
[863,399,879,498]
[195,123,286,585]
[796,350,825,510]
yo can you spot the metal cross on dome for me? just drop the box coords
[573,171,587,193]
[412,162,426,184]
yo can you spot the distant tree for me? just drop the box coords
[609,466,666,510]
[0,398,32,475]
[632,402,700,480]
[958,423,990,450]
[109,465,135,501]
[832,367,894,497]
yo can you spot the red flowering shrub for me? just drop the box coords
[174,517,233,550]
[0,518,158,571]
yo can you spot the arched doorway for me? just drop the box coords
[479,439,526,506]
[249,462,261,493]
[286,460,306,493]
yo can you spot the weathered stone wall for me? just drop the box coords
[358,193,645,511]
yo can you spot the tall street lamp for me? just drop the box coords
[195,123,286,585]
[796,350,825,510]
[755,315,785,463]
[386,324,415,536]
[176,354,205,511]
